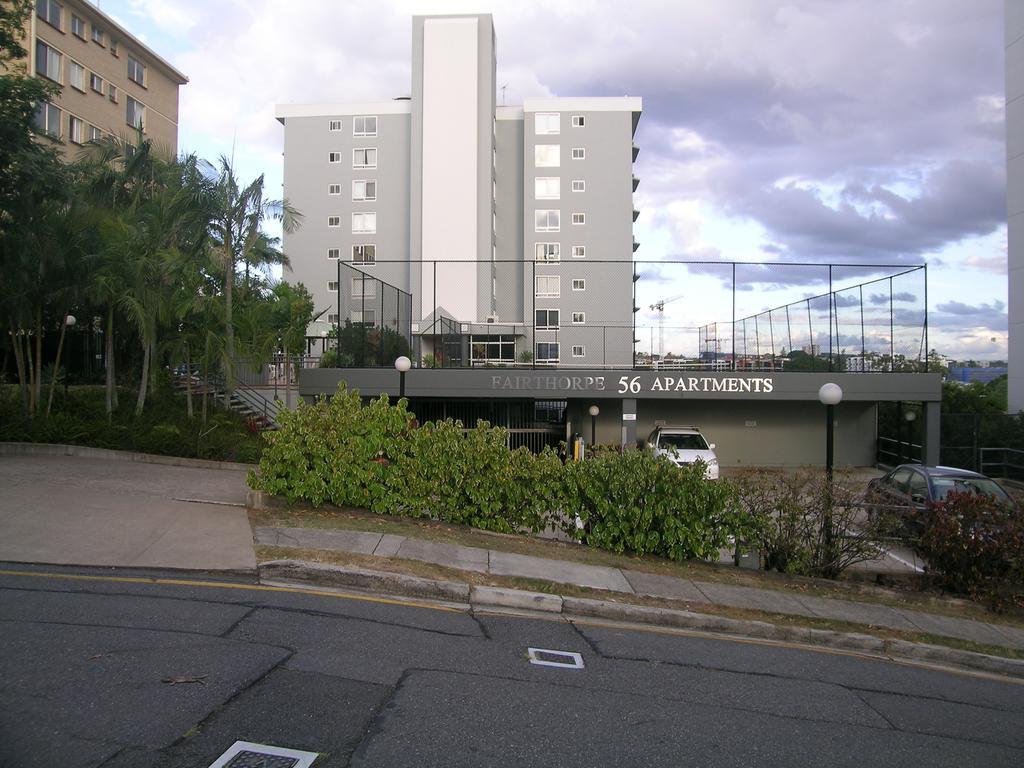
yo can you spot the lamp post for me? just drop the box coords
[905,409,917,463]
[588,404,600,446]
[818,383,842,571]
[63,314,76,400]
[818,383,843,483]
[395,355,411,399]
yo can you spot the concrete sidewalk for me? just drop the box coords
[0,454,256,572]
[255,525,1024,652]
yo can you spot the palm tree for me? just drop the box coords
[269,281,315,410]
[206,155,301,404]
[78,135,164,418]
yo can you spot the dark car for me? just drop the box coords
[865,464,1018,533]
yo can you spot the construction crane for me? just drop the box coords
[649,294,685,361]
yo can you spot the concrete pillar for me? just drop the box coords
[923,400,941,466]
[622,398,637,448]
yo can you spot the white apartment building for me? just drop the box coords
[277,14,641,367]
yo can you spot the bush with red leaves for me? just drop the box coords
[915,491,1024,611]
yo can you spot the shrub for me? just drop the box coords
[563,451,746,561]
[250,387,411,507]
[0,385,262,463]
[736,470,899,578]
[250,383,778,561]
[914,492,1024,610]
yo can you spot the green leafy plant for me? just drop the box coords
[563,451,746,561]
[914,492,1024,610]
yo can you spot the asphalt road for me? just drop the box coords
[1,565,1022,768]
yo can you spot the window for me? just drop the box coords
[109,40,118,56]
[108,84,117,103]
[571,213,585,225]
[352,115,377,136]
[69,60,85,91]
[37,0,61,30]
[571,179,585,192]
[571,312,585,324]
[352,180,376,201]
[353,148,377,168]
[572,245,586,258]
[351,309,376,325]
[69,115,84,144]
[535,209,560,232]
[33,102,61,138]
[327,248,340,259]
[327,216,340,227]
[328,313,339,324]
[328,119,342,131]
[534,144,560,167]
[572,278,586,291]
[352,244,376,265]
[125,96,145,130]
[90,73,103,92]
[127,56,145,86]
[572,345,586,358]
[535,243,560,262]
[352,212,376,233]
[535,275,560,297]
[572,115,585,128]
[536,342,560,363]
[92,25,104,45]
[535,309,560,329]
[571,147,585,160]
[535,112,560,134]
[328,281,339,292]
[535,177,560,200]
[352,276,376,299]
[87,125,101,142]
[71,13,86,38]
[470,335,516,363]
[35,41,62,83]
[328,184,341,195]
[328,152,341,163]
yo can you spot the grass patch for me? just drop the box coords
[250,502,1024,629]
[254,544,1024,662]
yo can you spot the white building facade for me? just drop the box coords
[277,14,641,367]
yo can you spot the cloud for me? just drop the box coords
[929,299,1007,330]
[868,291,918,305]
[133,0,1006,359]
[936,299,1005,315]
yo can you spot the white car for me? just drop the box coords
[647,426,720,479]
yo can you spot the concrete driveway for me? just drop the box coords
[0,454,256,572]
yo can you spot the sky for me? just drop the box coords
[98,0,1009,362]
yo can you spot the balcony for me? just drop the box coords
[632,174,640,192]
[633,238,640,252]
[632,143,639,162]
[633,208,640,222]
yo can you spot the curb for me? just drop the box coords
[259,560,470,602]
[0,442,255,472]
[258,559,1024,680]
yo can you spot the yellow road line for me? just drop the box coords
[0,568,462,613]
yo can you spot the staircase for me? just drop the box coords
[172,369,283,431]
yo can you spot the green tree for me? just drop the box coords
[0,0,68,417]
[332,320,412,367]
[206,155,301,402]
[269,281,315,409]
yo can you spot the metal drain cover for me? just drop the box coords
[209,741,318,768]
[528,647,585,669]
